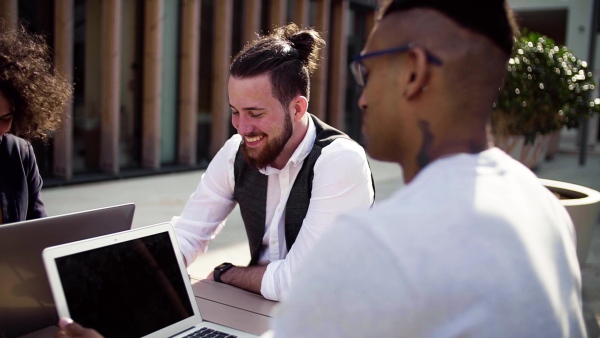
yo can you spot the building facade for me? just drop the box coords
[0,0,377,186]
[9,0,594,186]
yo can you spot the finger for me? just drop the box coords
[60,320,91,337]
[53,329,68,338]
[64,322,88,336]
[55,318,74,338]
[59,317,74,330]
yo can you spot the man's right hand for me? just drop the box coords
[54,318,104,338]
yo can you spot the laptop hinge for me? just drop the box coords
[169,326,196,338]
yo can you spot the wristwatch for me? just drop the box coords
[214,262,234,283]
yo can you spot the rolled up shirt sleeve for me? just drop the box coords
[259,139,375,300]
[173,135,241,266]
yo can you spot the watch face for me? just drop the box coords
[216,262,232,271]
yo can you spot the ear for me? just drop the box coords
[402,47,430,100]
[290,95,308,122]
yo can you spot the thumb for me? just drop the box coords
[59,318,87,336]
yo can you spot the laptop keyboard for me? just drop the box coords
[183,327,238,338]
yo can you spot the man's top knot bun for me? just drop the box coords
[274,24,325,74]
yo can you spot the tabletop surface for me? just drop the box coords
[191,278,277,336]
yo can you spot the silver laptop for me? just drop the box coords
[0,203,135,338]
[42,222,257,338]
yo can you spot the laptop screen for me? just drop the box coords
[54,231,194,338]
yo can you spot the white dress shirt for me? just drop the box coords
[173,116,374,300]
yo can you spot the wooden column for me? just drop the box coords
[311,0,331,121]
[293,0,310,28]
[83,0,102,171]
[328,0,348,130]
[242,0,261,47]
[210,0,233,157]
[142,0,164,169]
[0,0,17,29]
[100,0,122,174]
[53,0,74,179]
[178,0,200,165]
[269,0,287,29]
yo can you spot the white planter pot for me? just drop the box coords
[495,135,550,169]
[545,130,561,160]
[540,179,600,267]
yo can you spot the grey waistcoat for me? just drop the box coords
[233,114,373,265]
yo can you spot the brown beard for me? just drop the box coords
[241,112,293,169]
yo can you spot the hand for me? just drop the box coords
[54,318,104,338]
[206,270,215,281]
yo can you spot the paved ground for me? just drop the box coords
[41,156,405,278]
[41,139,600,334]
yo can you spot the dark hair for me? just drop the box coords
[230,23,325,108]
[382,0,518,56]
[0,22,72,140]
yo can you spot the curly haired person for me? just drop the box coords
[0,23,72,224]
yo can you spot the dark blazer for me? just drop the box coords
[0,134,47,224]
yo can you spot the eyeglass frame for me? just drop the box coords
[350,43,443,88]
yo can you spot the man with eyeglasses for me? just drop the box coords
[267,0,586,336]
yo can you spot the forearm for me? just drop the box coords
[27,190,47,219]
[26,146,47,219]
[174,136,239,264]
[174,217,224,265]
[27,169,46,220]
[219,265,267,295]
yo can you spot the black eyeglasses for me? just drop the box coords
[350,43,443,88]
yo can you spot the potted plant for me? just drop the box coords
[492,30,600,168]
[492,31,600,268]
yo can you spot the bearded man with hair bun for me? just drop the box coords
[172,23,375,301]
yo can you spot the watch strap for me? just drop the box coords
[214,262,233,283]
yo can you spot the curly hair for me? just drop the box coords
[0,22,72,141]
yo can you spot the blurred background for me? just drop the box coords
[0,0,597,187]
